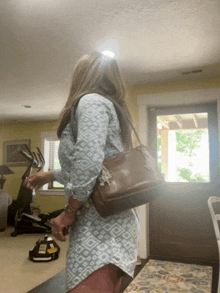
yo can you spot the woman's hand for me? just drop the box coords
[24,171,55,190]
[52,212,76,242]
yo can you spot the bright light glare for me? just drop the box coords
[97,39,119,59]
[102,50,115,58]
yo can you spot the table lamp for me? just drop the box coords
[0,165,14,189]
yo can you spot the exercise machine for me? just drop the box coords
[7,145,63,237]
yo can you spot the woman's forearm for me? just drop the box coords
[25,171,56,190]
[46,171,56,182]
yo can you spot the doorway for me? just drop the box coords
[148,102,219,262]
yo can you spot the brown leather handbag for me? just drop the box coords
[90,97,165,217]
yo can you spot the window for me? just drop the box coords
[157,113,210,182]
[149,102,219,184]
[41,132,64,191]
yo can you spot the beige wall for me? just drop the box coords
[131,77,220,96]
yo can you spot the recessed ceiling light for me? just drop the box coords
[22,105,31,108]
[97,39,119,58]
[101,50,115,58]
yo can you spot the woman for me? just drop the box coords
[25,52,140,293]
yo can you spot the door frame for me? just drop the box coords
[137,88,220,259]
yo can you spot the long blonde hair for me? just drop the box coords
[57,51,132,149]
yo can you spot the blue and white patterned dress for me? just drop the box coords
[54,93,140,292]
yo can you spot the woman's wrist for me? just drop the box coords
[64,203,82,219]
[68,196,83,210]
[46,171,56,182]
[63,198,83,221]
[63,209,76,221]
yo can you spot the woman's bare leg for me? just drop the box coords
[66,264,123,293]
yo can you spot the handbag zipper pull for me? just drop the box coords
[99,165,112,186]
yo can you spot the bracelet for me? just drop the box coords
[64,205,81,217]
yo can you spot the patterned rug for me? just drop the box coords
[124,259,212,293]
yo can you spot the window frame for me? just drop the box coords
[40,132,65,195]
[148,102,219,185]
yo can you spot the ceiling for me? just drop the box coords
[157,113,208,131]
[1,0,220,123]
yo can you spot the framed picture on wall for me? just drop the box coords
[3,139,31,167]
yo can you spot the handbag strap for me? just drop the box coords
[105,96,142,146]
[72,94,143,146]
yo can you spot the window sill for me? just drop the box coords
[39,189,65,196]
